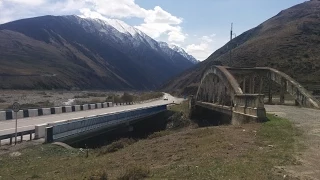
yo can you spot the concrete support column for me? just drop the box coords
[188,95,195,118]
[280,78,286,104]
[249,76,255,94]
[242,77,246,93]
[268,73,273,104]
[259,76,263,94]
[213,76,218,103]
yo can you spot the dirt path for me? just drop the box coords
[266,105,320,180]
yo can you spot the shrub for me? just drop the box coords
[87,93,107,97]
[99,138,136,155]
[6,100,54,110]
[167,111,191,130]
[0,98,6,103]
[30,174,41,179]
[74,94,89,98]
[90,98,104,103]
[38,91,47,95]
[89,170,108,180]
[121,92,134,102]
[36,100,54,108]
[134,92,163,102]
[117,166,149,180]
[148,131,171,139]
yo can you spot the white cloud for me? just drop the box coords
[168,30,186,42]
[135,6,186,42]
[89,0,147,18]
[145,6,182,24]
[201,36,213,43]
[185,34,230,61]
[185,35,226,61]
[186,43,212,61]
[8,0,45,6]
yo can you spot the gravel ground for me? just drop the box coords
[266,105,320,180]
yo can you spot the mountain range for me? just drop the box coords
[163,0,320,95]
[0,15,197,90]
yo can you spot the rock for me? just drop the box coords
[9,152,21,157]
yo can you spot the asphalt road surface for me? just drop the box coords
[0,93,184,136]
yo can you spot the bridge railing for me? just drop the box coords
[0,129,35,146]
[234,94,265,109]
[268,68,320,109]
[45,105,167,143]
[232,94,266,124]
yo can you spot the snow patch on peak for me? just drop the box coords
[158,41,198,64]
[159,41,169,48]
[66,15,198,64]
[169,44,199,64]
[75,15,138,36]
[104,19,138,36]
[170,44,186,54]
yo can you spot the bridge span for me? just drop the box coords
[0,94,182,145]
[190,66,320,125]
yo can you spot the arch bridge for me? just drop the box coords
[189,66,320,125]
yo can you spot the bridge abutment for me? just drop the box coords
[231,94,266,125]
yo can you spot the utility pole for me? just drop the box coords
[229,23,237,65]
[229,23,233,65]
[230,23,233,41]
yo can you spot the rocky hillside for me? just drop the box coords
[0,15,197,90]
[163,0,320,95]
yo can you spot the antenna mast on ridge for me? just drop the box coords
[230,23,233,41]
[229,23,233,65]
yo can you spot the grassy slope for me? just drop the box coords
[0,105,302,180]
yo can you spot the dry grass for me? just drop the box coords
[0,99,302,180]
[0,112,302,180]
[117,166,150,180]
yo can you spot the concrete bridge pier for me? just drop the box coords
[268,73,273,104]
[280,78,286,104]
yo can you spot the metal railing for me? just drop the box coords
[0,129,35,146]
[46,105,167,142]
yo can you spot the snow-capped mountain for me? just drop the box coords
[71,15,198,64]
[0,15,197,90]
[158,41,198,64]
[169,44,199,64]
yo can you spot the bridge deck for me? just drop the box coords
[196,101,233,115]
[0,95,181,137]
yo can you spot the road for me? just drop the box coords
[265,105,320,179]
[0,93,183,136]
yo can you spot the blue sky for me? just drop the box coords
[0,0,306,60]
